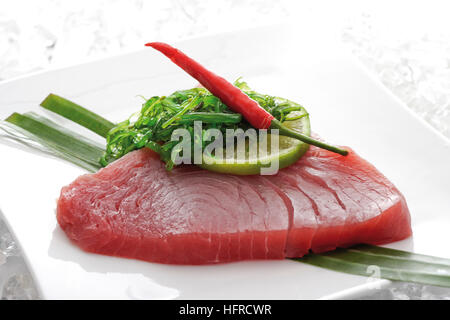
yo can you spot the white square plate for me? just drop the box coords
[1,25,449,299]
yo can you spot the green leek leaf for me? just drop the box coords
[40,93,115,138]
[293,245,450,287]
[4,112,104,171]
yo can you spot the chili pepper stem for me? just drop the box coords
[270,119,348,156]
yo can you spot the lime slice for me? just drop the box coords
[198,110,311,175]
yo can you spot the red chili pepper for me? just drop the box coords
[145,42,348,156]
[145,42,274,129]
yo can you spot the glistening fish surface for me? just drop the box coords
[57,145,411,264]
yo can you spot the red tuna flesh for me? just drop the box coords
[57,147,412,264]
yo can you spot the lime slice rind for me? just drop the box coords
[198,110,311,175]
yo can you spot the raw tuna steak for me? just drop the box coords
[57,147,411,264]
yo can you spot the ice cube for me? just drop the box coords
[0,219,20,257]
[1,274,39,300]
